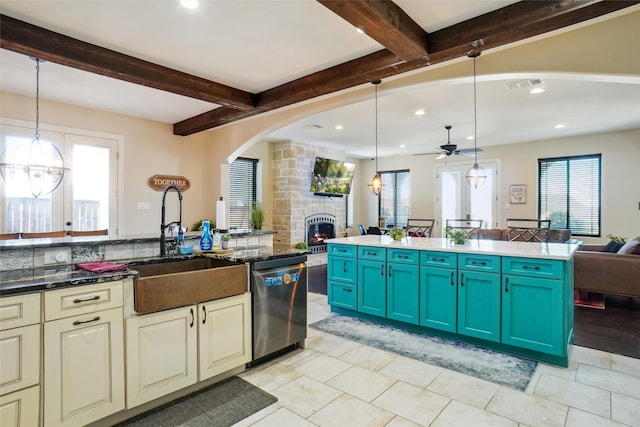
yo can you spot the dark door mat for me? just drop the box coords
[118,376,277,427]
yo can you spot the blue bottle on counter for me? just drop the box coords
[199,220,213,251]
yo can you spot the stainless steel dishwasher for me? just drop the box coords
[251,254,307,363]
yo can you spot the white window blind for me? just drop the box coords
[379,170,411,227]
[229,158,257,229]
[538,154,601,237]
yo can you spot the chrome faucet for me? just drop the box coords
[160,185,183,256]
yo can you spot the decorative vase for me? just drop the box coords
[222,240,229,249]
[199,220,213,251]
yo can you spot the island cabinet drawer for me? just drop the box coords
[327,244,357,258]
[0,293,40,331]
[502,257,564,280]
[387,248,419,265]
[327,256,357,283]
[358,246,386,261]
[458,254,500,273]
[44,281,124,321]
[420,251,457,268]
[328,282,357,310]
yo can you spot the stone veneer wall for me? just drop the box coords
[272,140,348,249]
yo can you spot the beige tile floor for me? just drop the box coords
[238,292,640,427]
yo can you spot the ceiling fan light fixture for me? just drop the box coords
[465,51,486,189]
[369,80,384,196]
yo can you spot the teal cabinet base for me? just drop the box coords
[329,305,571,367]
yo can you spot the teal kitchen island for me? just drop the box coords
[326,235,579,367]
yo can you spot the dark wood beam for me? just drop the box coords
[317,0,429,61]
[0,14,255,111]
[175,0,638,136]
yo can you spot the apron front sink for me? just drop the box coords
[133,257,248,314]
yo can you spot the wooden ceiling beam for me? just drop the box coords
[175,0,638,136]
[0,14,255,111]
[317,0,429,62]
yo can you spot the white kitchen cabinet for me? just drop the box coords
[0,324,40,396]
[0,385,40,427]
[198,293,251,380]
[125,305,198,408]
[44,282,124,427]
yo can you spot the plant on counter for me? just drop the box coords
[222,233,231,241]
[388,226,404,241]
[294,242,308,249]
[445,229,468,245]
[606,233,626,243]
[251,203,264,230]
[192,219,215,232]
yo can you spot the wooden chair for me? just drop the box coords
[0,233,21,240]
[506,219,551,242]
[445,219,483,240]
[406,219,434,237]
[21,230,67,239]
[70,229,109,236]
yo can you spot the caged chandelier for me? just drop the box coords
[0,58,69,198]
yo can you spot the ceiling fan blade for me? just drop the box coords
[413,151,444,156]
[436,153,447,160]
[457,148,483,155]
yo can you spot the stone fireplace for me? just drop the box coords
[305,214,336,253]
[271,140,348,252]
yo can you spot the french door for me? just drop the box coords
[435,161,499,236]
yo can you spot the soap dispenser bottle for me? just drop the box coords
[213,229,221,250]
[199,220,213,251]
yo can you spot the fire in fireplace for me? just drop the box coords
[305,214,336,253]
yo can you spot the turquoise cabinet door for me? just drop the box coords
[419,267,457,333]
[358,260,387,317]
[328,281,357,310]
[387,263,419,324]
[502,274,565,356]
[457,271,501,342]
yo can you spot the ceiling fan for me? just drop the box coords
[417,125,483,159]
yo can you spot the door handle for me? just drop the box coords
[190,308,194,328]
[202,305,206,324]
[380,264,384,276]
[450,271,455,286]
[505,277,510,293]
[388,265,392,277]
[343,262,348,272]
[460,272,464,287]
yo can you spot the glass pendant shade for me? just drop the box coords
[465,163,487,189]
[369,172,382,195]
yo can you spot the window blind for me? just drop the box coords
[229,158,257,229]
[379,170,411,227]
[538,154,601,237]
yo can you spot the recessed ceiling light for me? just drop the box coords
[414,109,426,116]
[335,125,343,130]
[530,87,545,94]
[554,124,566,129]
[355,27,365,34]
[180,0,198,9]
[399,144,406,148]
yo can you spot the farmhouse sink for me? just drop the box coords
[132,257,248,314]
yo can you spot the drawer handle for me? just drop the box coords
[72,316,100,326]
[202,306,207,324]
[460,272,464,287]
[367,251,377,256]
[450,271,455,286]
[380,264,385,276]
[343,287,352,293]
[471,261,487,266]
[190,308,195,328]
[432,257,445,263]
[337,248,347,253]
[505,277,510,293]
[398,255,410,259]
[523,265,541,271]
[343,262,348,273]
[73,295,100,304]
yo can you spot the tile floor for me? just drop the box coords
[237,293,640,427]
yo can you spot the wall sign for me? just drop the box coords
[148,175,191,192]
[510,184,527,204]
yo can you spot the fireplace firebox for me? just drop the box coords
[305,214,336,253]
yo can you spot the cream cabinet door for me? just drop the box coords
[0,324,40,396]
[125,306,198,408]
[44,307,124,427]
[0,385,40,427]
[198,293,251,381]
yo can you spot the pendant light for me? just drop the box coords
[0,57,69,198]
[465,52,487,189]
[368,80,383,195]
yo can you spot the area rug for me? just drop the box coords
[310,314,537,391]
[119,376,277,427]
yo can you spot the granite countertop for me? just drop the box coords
[327,235,579,261]
[0,247,308,296]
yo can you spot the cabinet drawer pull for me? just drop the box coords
[432,257,445,263]
[72,316,100,326]
[460,272,464,287]
[522,265,540,271]
[343,262,348,273]
[398,255,410,259]
[505,277,510,293]
[367,251,377,256]
[202,306,206,324]
[471,261,487,266]
[380,264,385,276]
[343,287,352,293]
[190,308,195,328]
[73,295,100,304]
[450,271,455,286]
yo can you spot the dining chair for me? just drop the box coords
[0,233,21,240]
[506,218,551,242]
[406,219,435,237]
[358,224,366,235]
[70,229,109,236]
[445,219,483,240]
[366,226,382,235]
[21,230,67,239]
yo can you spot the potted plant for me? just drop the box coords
[445,229,468,245]
[221,233,231,249]
[388,226,404,241]
[251,202,264,230]
[294,242,308,250]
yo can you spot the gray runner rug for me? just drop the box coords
[310,314,537,391]
[119,376,277,427]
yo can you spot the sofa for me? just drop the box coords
[573,236,640,298]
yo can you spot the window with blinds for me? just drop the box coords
[538,154,601,237]
[229,158,257,229]
[379,170,411,227]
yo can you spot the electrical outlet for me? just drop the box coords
[137,202,150,210]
